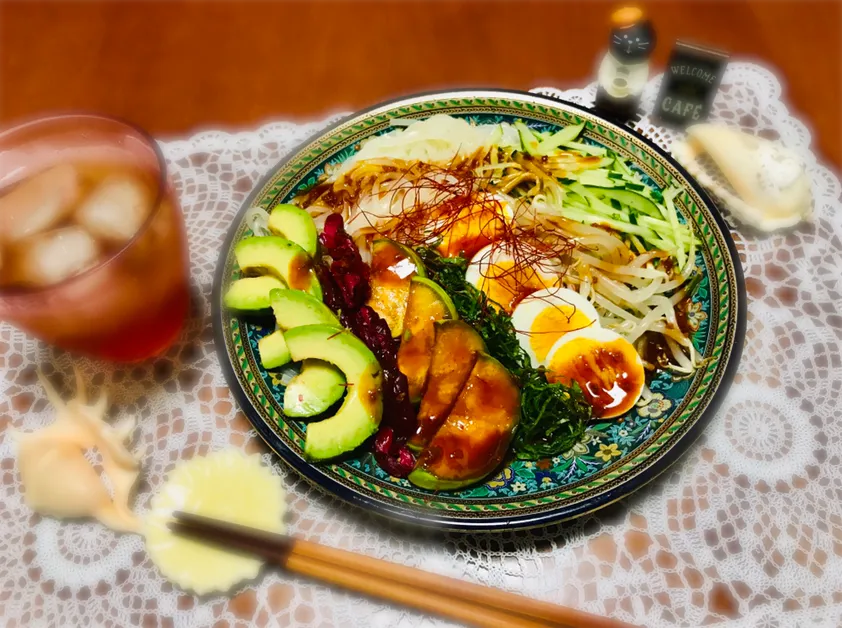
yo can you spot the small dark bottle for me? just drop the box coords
[594,7,657,122]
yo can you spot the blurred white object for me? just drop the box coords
[0,164,80,242]
[75,174,151,243]
[14,367,141,533]
[671,123,813,231]
[145,450,286,595]
[12,226,100,286]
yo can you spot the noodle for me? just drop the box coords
[294,121,702,375]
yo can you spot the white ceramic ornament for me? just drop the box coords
[672,123,812,231]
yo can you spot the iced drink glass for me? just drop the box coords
[0,114,189,361]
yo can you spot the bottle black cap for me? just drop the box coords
[608,8,656,62]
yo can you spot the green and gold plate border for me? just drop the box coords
[212,90,746,530]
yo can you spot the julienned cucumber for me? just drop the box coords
[562,140,607,156]
[514,120,614,161]
[535,122,585,155]
[611,153,635,178]
[588,187,662,219]
[577,170,618,188]
[514,121,541,155]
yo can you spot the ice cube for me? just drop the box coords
[0,164,81,242]
[75,174,151,243]
[11,226,101,287]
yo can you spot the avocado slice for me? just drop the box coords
[267,204,318,257]
[284,324,383,460]
[408,320,486,452]
[397,277,457,402]
[408,353,521,491]
[223,276,286,312]
[270,288,339,330]
[234,236,322,300]
[269,289,344,416]
[366,238,425,337]
[258,330,291,369]
[283,358,346,417]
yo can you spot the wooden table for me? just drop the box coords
[1,3,841,628]
[1,0,839,169]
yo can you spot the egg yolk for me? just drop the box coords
[546,336,644,418]
[438,200,509,259]
[477,261,559,313]
[529,306,596,365]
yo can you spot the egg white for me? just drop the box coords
[464,244,510,292]
[511,287,600,368]
[545,327,641,366]
[464,244,560,299]
[544,326,646,418]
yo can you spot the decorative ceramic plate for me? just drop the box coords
[213,90,746,531]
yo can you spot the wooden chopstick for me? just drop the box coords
[170,511,637,628]
[170,514,541,628]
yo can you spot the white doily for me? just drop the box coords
[2,61,841,628]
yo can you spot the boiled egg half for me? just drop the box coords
[437,194,516,260]
[465,243,561,313]
[511,287,600,368]
[545,327,645,419]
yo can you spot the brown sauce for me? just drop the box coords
[411,322,485,448]
[413,351,477,446]
[287,255,315,291]
[674,296,694,336]
[397,322,435,398]
[418,425,504,479]
[641,331,672,372]
[417,356,519,481]
[370,242,416,287]
[479,260,559,313]
[549,340,644,418]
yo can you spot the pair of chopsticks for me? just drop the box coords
[170,511,637,628]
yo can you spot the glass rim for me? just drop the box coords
[0,111,171,298]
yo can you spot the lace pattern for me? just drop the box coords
[2,62,841,627]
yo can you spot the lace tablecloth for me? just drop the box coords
[2,62,841,628]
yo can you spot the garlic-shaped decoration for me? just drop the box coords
[12,367,142,533]
[672,124,812,231]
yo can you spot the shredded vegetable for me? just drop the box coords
[335,115,520,177]
[298,115,706,376]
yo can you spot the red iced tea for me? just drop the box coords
[0,114,189,361]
